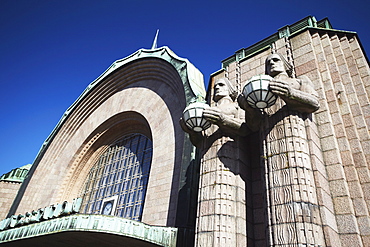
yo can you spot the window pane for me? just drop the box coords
[80,133,152,221]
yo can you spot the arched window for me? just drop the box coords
[80,133,152,221]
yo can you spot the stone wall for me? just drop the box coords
[206,28,370,246]
[292,30,370,246]
[0,181,21,219]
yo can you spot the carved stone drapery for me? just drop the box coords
[261,99,325,246]
[182,78,250,246]
[235,52,325,246]
[195,134,248,246]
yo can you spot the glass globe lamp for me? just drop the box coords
[243,74,277,109]
[183,101,211,132]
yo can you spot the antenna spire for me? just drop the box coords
[151,29,159,50]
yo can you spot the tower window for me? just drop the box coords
[80,133,152,221]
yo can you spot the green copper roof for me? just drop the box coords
[0,214,178,246]
[81,46,205,99]
[0,164,31,183]
[31,46,205,175]
[7,46,205,218]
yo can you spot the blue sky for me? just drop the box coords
[0,0,369,176]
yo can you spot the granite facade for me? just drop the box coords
[198,26,370,246]
[1,17,369,247]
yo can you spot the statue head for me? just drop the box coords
[213,78,237,102]
[265,53,293,77]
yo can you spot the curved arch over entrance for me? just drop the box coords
[10,48,205,235]
[60,111,153,204]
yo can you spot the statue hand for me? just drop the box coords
[179,118,203,147]
[237,94,262,132]
[269,79,291,98]
[238,94,262,114]
[237,94,250,111]
[179,117,194,134]
[203,107,225,125]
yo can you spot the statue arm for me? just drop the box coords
[269,75,319,113]
[237,94,263,132]
[203,107,251,137]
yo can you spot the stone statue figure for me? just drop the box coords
[238,53,325,246]
[181,78,250,147]
[238,53,319,122]
[266,53,319,113]
[203,78,250,137]
[180,78,250,246]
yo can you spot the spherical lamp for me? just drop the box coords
[243,74,277,109]
[183,101,211,132]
